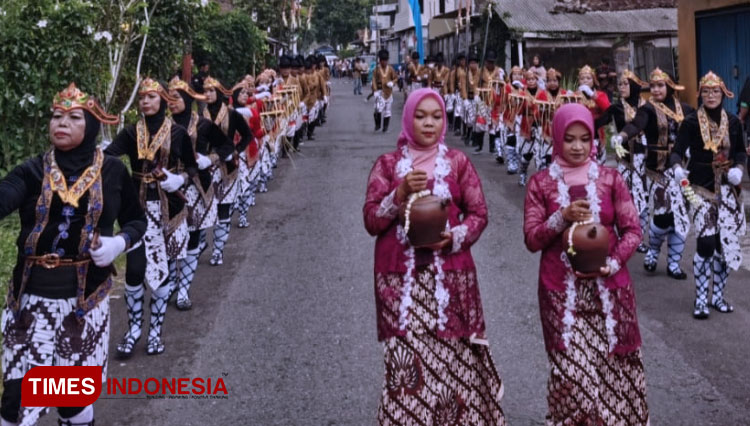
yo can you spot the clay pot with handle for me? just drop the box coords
[562,221,610,274]
[398,193,451,248]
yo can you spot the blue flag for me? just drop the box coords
[408,0,424,64]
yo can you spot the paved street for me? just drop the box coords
[84,81,750,425]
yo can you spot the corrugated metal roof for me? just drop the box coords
[493,0,676,35]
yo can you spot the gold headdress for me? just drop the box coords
[138,77,179,103]
[509,66,524,81]
[168,76,207,101]
[578,65,600,86]
[578,65,595,78]
[230,80,252,95]
[699,71,734,98]
[203,77,233,96]
[547,67,562,81]
[649,67,684,91]
[52,83,119,125]
[621,69,648,87]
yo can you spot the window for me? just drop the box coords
[440,0,445,14]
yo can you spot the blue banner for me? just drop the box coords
[408,0,424,64]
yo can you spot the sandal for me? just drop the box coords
[176,297,193,311]
[209,253,223,266]
[711,298,734,313]
[146,338,165,355]
[693,302,710,319]
[116,333,140,359]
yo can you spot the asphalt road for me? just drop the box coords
[71,80,750,425]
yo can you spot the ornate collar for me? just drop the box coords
[47,148,104,208]
[649,98,684,123]
[136,118,171,161]
[697,107,728,154]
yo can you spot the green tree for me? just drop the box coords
[192,7,267,85]
[311,0,373,49]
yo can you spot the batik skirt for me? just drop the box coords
[185,170,220,232]
[2,294,110,426]
[690,183,747,270]
[545,279,649,426]
[377,267,505,426]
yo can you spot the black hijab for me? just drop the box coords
[145,99,168,135]
[231,87,246,108]
[625,80,642,108]
[54,110,100,177]
[171,90,194,129]
[207,91,227,120]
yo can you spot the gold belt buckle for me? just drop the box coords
[38,253,61,269]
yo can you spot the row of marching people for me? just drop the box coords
[426,50,747,320]
[0,54,326,424]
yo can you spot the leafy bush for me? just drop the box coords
[192,8,268,87]
[0,0,109,176]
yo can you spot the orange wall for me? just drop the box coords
[678,0,748,106]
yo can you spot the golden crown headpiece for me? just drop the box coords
[52,83,119,125]
[621,69,648,87]
[649,67,684,91]
[168,76,207,102]
[546,68,562,81]
[230,80,252,95]
[509,66,524,81]
[138,77,179,103]
[699,71,734,98]
[578,65,595,78]
[203,76,233,96]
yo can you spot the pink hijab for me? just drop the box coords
[397,88,447,179]
[552,103,595,186]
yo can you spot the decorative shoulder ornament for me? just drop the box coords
[697,107,729,154]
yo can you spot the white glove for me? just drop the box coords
[159,169,185,193]
[90,235,126,268]
[511,80,524,89]
[225,153,234,162]
[610,134,623,150]
[727,167,743,186]
[673,165,689,183]
[196,153,212,170]
[416,76,422,81]
[578,85,594,97]
[387,81,394,88]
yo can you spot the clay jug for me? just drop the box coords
[562,222,610,273]
[398,195,451,247]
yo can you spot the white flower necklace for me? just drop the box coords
[548,161,618,352]
[395,143,452,331]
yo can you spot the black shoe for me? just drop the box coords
[643,260,657,273]
[636,243,648,253]
[495,156,505,164]
[666,267,687,280]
